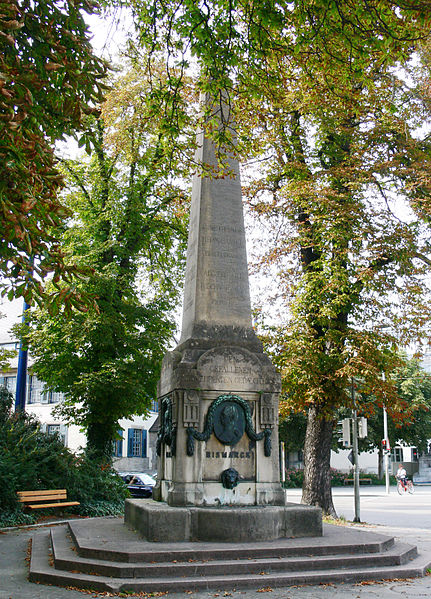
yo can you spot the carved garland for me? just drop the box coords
[156,396,177,456]
[186,394,272,457]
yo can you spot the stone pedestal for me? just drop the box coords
[154,337,284,507]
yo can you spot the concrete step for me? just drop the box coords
[50,525,418,578]
[68,518,395,563]
[30,528,431,594]
[28,520,431,594]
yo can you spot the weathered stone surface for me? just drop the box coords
[179,97,253,345]
[125,500,323,542]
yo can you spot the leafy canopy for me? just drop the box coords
[20,60,194,460]
[0,0,108,308]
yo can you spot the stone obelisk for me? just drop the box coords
[125,94,322,542]
[155,94,284,508]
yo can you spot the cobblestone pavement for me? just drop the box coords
[1,520,431,599]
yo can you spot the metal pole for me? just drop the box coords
[15,299,30,413]
[352,378,360,522]
[382,373,390,495]
[280,442,286,484]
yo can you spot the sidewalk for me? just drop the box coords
[1,518,431,599]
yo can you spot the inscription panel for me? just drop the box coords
[197,347,267,392]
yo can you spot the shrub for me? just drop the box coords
[0,510,36,528]
[282,467,348,488]
[330,468,348,486]
[283,468,304,488]
[0,386,128,527]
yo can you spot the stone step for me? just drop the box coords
[68,518,395,563]
[29,528,431,594]
[51,525,417,579]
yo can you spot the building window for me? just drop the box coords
[150,399,158,413]
[49,391,63,404]
[46,424,67,445]
[113,430,123,458]
[127,429,147,458]
[47,424,61,435]
[28,376,47,404]
[27,377,64,404]
[391,447,403,463]
[0,376,17,393]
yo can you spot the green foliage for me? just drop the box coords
[0,0,108,309]
[72,499,126,518]
[279,356,431,484]
[19,62,192,460]
[283,467,348,489]
[0,386,128,527]
[0,510,36,528]
[355,357,431,454]
[279,411,308,453]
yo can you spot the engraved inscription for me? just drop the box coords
[206,451,253,459]
[197,347,268,391]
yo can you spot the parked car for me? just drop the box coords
[119,473,156,498]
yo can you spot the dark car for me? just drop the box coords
[120,473,156,498]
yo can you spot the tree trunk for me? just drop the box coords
[301,406,337,517]
[87,421,115,464]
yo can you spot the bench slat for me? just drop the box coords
[17,489,67,498]
[18,493,68,503]
[27,501,80,510]
[17,489,79,509]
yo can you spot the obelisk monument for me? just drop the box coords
[155,94,283,506]
[125,94,322,541]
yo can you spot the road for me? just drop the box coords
[286,485,431,528]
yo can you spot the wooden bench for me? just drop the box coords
[343,478,372,485]
[17,489,80,510]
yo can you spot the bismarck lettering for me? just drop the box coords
[205,451,253,459]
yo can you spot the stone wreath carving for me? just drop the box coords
[186,394,272,457]
[156,396,177,456]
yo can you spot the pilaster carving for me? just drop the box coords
[183,389,200,427]
[260,393,276,429]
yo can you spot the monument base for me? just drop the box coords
[125,498,322,542]
[153,480,287,507]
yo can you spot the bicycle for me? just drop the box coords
[396,478,414,494]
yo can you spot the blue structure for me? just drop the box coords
[15,299,30,412]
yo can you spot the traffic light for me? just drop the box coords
[381,438,390,453]
[338,418,351,448]
[358,417,367,439]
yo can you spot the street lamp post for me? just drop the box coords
[351,378,360,522]
[15,299,30,413]
[382,372,390,495]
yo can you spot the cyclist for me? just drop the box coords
[396,463,408,489]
